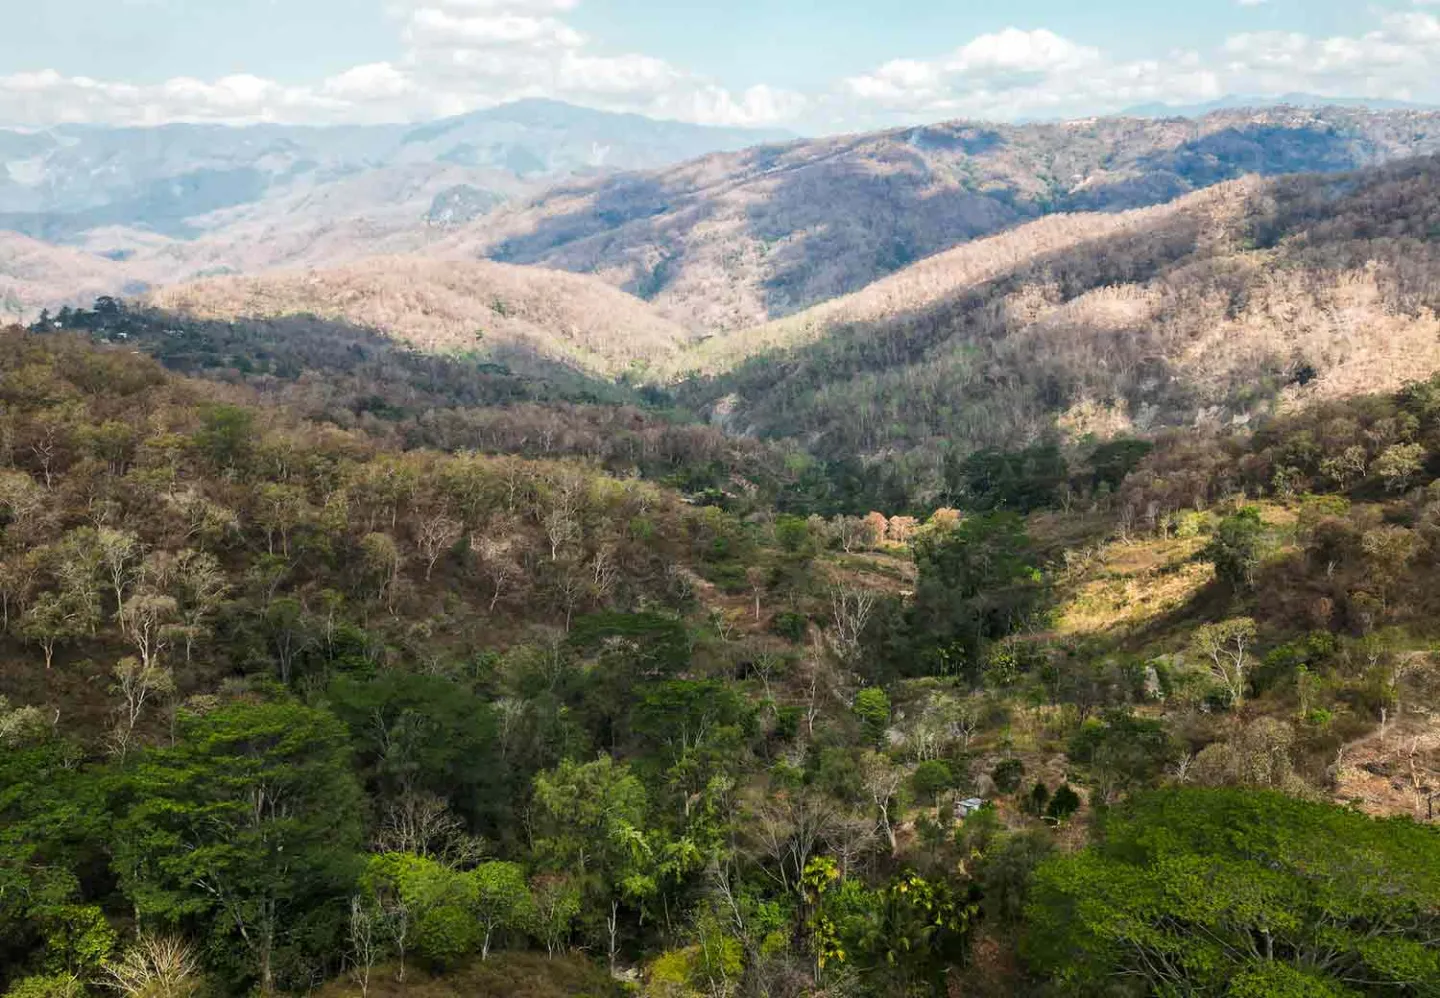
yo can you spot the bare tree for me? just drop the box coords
[1191,618,1257,707]
[373,788,484,868]
[118,591,179,670]
[348,897,381,998]
[829,585,877,665]
[476,535,521,613]
[860,751,906,855]
[541,472,585,561]
[414,511,462,581]
[97,528,141,615]
[110,656,175,761]
[103,934,203,998]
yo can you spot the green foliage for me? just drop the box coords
[977,829,1054,925]
[470,861,534,959]
[773,515,814,554]
[1067,711,1179,799]
[1087,438,1154,492]
[1205,506,1267,591]
[1044,785,1081,824]
[911,760,955,805]
[193,404,254,472]
[905,512,1042,681]
[325,672,502,834]
[1026,789,1440,995]
[948,443,1068,513]
[364,853,479,969]
[531,756,649,904]
[114,702,364,992]
[990,757,1025,795]
[852,687,891,747]
[1,976,86,998]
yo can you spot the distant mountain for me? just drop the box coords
[436,106,1440,331]
[0,99,791,239]
[11,105,1440,332]
[1122,93,1440,118]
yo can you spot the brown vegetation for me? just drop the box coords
[679,154,1440,502]
[147,257,693,376]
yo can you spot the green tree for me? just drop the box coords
[532,756,649,888]
[362,853,476,970]
[19,591,95,670]
[909,513,1042,681]
[469,861,533,960]
[852,687,891,748]
[1044,785,1081,825]
[115,702,364,996]
[1372,442,1426,493]
[1026,789,1440,995]
[0,731,111,983]
[194,405,254,474]
[911,760,954,808]
[1205,507,1266,592]
[991,758,1025,795]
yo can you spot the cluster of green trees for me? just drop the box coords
[3,327,1439,998]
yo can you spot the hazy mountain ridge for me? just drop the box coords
[0,99,789,223]
[435,106,1440,331]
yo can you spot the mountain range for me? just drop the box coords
[9,102,1440,331]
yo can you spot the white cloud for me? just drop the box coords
[1221,12,1440,99]
[841,13,1440,123]
[843,28,1219,120]
[0,0,802,128]
[6,7,1440,131]
[947,28,1098,76]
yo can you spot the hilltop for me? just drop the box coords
[146,257,693,377]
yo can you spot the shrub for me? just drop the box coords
[991,758,1026,795]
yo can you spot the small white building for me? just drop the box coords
[955,797,986,819]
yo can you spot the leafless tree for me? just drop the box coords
[110,656,175,761]
[348,897,382,998]
[414,511,462,581]
[829,585,877,665]
[860,751,906,855]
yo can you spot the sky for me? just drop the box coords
[1,0,1438,132]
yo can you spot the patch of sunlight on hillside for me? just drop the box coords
[1055,534,1214,638]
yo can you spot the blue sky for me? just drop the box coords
[1,0,1436,131]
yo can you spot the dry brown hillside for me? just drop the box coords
[437,107,1440,331]
[0,232,140,320]
[147,257,692,375]
[676,155,1440,499]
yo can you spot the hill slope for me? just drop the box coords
[674,154,1440,503]
[11,105,1440,326]
[147,257,693,376]
[440,107,1440,330]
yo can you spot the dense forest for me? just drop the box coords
[3,289,1440,998]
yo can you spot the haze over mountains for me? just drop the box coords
[7,102,1440,330]
[0,99,788,318]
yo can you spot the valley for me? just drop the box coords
[4,93,1440,998]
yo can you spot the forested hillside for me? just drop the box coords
[679,154,1440,507]
[441,106,1440,330]
[146,258,694,377]
[12,105,1440,328]
[3,316,1440,998]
